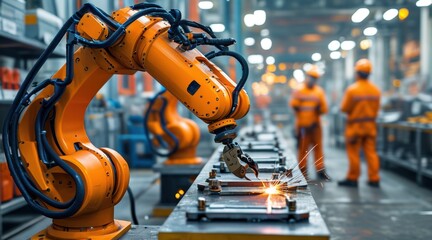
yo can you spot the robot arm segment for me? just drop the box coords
[144,89,180,157]
[144,89,202,165]
[2,3,257,234]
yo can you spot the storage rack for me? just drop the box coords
[0,30,64,239]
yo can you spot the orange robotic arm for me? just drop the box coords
[2,3,256,239]
[145,89,202,165]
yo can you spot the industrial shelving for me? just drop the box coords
[377,122,432,185]
[0,30,64,59]
[331,112,432,186]
[0,28,65,239]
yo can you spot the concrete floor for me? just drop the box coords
[9,138,432,240]
[308,147,432,240]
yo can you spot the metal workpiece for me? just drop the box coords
[197,179,304,197]
[241,141,280,150]
[186,204,310,222]
[214,148,288,166]
[158,128,330,240]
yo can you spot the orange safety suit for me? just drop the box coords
[341,79,381,182]
[290,85,328,175]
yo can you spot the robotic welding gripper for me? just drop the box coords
[2,2,258,239]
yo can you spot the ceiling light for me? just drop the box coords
[311,53,322,62]
[247,55,263,64]
[210,24,225,32]
[363,27,377,36]
[278,63,287,71]
[341,40,356,51]
[360,39,372,50]
[301,34,322,42]
[303,63,313,72]
[257,64,264,70]
[261,38,272,50]
[198,1,213,10]
[244,14,255,27]
[254,10,266,26]
[316,24,333,34]
[416,0,432,7]
[399,8,409,21]
[330,51,341,60]
[383,9,398,21]
[328,40,340,51]
[351,8,370,23]
[244,37,255,46]
[266,56,275,65]
[267,64,276,72]
[260,29,270,37]
[293,69,305,82]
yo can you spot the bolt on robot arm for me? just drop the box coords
[2,3,257,239]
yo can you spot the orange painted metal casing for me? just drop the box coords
[147,91,202,165]
[15,6,249,239]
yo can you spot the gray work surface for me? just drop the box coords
[157,130,330,240]
[121,225,159,240]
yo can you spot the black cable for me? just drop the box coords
[127,187,139,225]
[142,89,180,157]
[2,14,86,218]
[130,3,163,10]
[206,50,249,115]
[2,1,249,219]
[1,2,130,218]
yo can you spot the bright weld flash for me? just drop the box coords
[265,185,279,195]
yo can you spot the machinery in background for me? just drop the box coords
[376,93,432,185]
[144,89,204,209]
[2,3,256,239]
[116,115,156,168]
[145,89,202,165]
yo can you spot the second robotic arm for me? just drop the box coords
[145,89,202,165]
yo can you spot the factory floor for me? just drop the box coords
[10,140,432,240]
[308,147,432,240]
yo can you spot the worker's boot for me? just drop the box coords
[338,179,358,187]
[367,181,380,188]
[317,170,331,181]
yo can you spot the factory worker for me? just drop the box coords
[338,59,381,188]
[290,65,330,181]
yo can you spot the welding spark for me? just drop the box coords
[265,185,279,195]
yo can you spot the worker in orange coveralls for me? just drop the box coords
[338,59,381,188]
[290,66,330,181]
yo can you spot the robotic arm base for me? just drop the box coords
[31,219,130,240]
